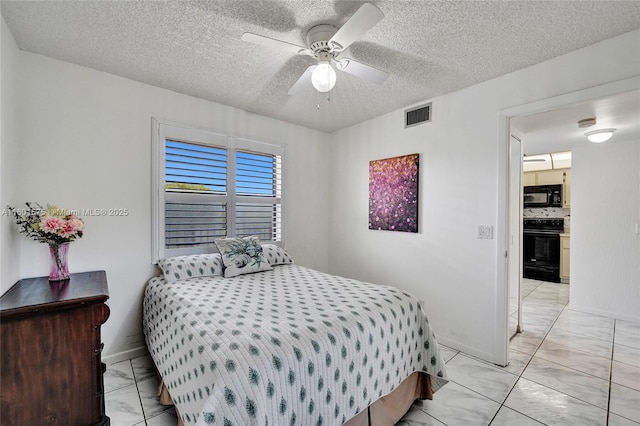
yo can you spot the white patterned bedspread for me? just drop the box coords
[143,264,448,426]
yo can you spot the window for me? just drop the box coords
[152,119,283,261]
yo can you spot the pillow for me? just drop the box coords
[214,236,273,278]
[261,244,294,266]
[157,253,223,282]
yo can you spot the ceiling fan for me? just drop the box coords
[241,3,389,95]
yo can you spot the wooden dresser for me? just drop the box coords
[0,270,110,425]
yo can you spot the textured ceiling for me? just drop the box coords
[2,1,640,133]
[511,89,640,156]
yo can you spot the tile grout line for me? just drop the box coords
[605,319,616,426]
[512,285,626,421]
[521,296,631,420]
[130,359,150,426]
[103,360,150,426]
[487,283,569,425]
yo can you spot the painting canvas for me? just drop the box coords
[369,153,419,233]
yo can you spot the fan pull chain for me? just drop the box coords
[315,89,331,110]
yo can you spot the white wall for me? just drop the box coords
[9,49,331,357]
[571,138,640,321]
[0,16,21,294]
[328,30,640,363]
[5,16,639,363]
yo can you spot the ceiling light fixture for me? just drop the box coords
[585,128,616,143]
[311,60,336,93]
[242,3,387,97]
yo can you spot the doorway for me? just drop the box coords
[498,76,640,366]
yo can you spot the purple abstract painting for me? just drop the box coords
[369,153,419,233]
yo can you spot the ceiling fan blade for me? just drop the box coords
[329,3,384,51]
[335,58,388,84]
[288,65,315,95]
[241,32,311,56]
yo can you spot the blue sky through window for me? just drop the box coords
[236,151,275,196]
[165,140,275,195]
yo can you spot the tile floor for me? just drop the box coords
[105,279,640,425]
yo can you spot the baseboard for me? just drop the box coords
[567,303,640,324]
[435,336,500,366]
[102,346,150,366]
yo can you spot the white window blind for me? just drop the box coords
[235,150,283,241]
[164,140,227,249]
[152,119,284,261]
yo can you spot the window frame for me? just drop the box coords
[151,118,285,263]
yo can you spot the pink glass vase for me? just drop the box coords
[49,243,70,281]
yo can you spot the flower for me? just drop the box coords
[40,216,64,233]
[7,202,84,245]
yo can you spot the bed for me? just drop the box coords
[143,240,448,426]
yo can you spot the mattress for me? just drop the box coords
[143,264,448,425]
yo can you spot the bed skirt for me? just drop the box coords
[157,371,433,426]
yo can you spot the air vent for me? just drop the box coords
[405,103,431,128]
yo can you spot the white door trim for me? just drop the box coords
[495,76,640,366]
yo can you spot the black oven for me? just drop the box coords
[524,184,562,208]
[523,218,564,283]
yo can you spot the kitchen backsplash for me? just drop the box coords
[523,207,570,219]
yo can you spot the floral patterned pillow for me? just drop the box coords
[261,244,294,266]
[157,253,224,282]
[214,236,272,278]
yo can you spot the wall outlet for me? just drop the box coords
[478,225,494,239]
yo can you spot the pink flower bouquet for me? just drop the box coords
[7,202,84,280]
[8,202,84,245]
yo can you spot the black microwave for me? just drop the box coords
[524,184,562,208]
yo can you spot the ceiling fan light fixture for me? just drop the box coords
[242,3,387,96]
[311,61,336,93]
[585,128,616,143]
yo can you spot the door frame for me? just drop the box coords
[495,76,640,366]
[508,134,523,338]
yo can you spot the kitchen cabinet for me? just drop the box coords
[560,234,570,281]
[523,172,537,186]
[0,271,110,426]
[524,169,566,186]
[563,169,571,208]
[537,169,565,185]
